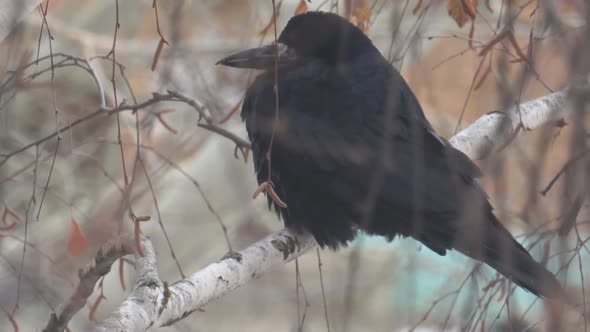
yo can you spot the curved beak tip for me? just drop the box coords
[216,56,232,66]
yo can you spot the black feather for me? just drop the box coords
[225,11,562,298]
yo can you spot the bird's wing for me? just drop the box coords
[243,62,485,250]
[271,103,478,209]
[266,66,481,209]
[267,100,489,253]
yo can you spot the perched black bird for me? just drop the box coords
[218,12,562,298]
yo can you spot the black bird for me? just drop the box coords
[218,12,562,298]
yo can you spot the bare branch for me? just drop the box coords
[42,237,134,332]
[93,229,316,331]
[0,89,247,167]
[449,89,570,160]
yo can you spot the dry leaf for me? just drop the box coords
[1,207,21,230]
[348,0,372,34]
[295,0,307,15]
[136,215,152,222]
[151,38,166,71]
[68,218,88,257]
[448,0,477,28]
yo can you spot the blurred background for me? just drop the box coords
[0,0,589,331]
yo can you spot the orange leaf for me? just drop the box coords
[151,38,166,71]
[1,207,21,230]
[348,0,372,33]
[447,0,477,28]
[68,218,88,257]
[89,293,105,322]
[136,215,151,222]
[252,181,269,199]
[295,0,308,15]
[119,259,126,291]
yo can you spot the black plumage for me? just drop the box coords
[218,12,562,298]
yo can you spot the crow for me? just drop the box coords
[218,11,562,298]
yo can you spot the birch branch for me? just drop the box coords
[449,89,569,160]
[91,235,163,332]
[92,230,317,331]
[42,238,134,332]
[87,89,571,331]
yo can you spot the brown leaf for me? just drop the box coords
[349,1,372,33]
[151,38,166,71]
[1,207,21,230]
[267,184,288,208]
[346,0,372,33]
[252,181,269,199]
[119,259,126,291]
[67,218,88,257]
[136,215,152,222]
[295,0,308,15]
[88,293,105,322]
[448,0,477,28]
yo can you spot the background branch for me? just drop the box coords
[42,237,134,332]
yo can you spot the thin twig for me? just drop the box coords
[0,90,250,168]
[316,248,331,332]
[136,143,235,252]
[137,157,186,278]
[36,138,60,221]
[42,239,134,332]
[84,58,107,109]
[12,145,39,316]
[540,149,589,196]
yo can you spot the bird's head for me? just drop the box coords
[217,11,378,70]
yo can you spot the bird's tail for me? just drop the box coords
[455,212,563,298]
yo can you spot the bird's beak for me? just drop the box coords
[216,42,299,69]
